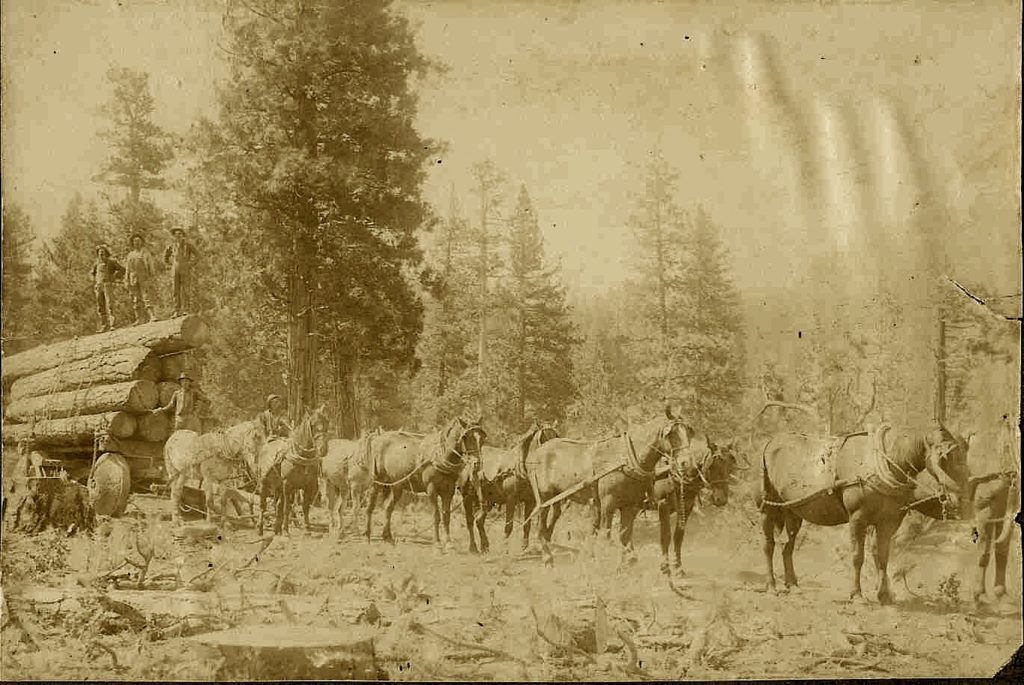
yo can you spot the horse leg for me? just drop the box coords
[280,477,291,536]
[761,509,778,594]
[658,502,672,575]
[973,520,994,602]
[504,499,515,547]
[673,489,697,575]
[364,486,380,542]
[781,513,803,589]
[475,494,489,553]
[464,488,479,554]
[169,471,185,526]
[522,498,533,551]
[302,472,315,530]
[382,488,400,544]
[848,511,868,601]
[441,484,454,550]
[619,505,640,565]
[873,516,899,605]
[993,517,1012,598]
[325,480,340,540]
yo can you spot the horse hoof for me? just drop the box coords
[878,591,895,606]
[660,563,671,576]
[993,585,1007,598]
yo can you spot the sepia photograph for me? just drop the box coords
[1,0,1021,680]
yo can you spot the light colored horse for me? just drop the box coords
[163,419,266,526]
[320,428,379,540]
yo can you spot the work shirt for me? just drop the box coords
[164,240,197,273]
[124,248,157,286]
[260,409,291,440]
[91,256,125,285]
[157,387,207,429]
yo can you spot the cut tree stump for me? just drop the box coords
[8,347,161,401]
[3,411,137,446]
[5,380,159,423]
[5,475,95,534]
[1,316,208,386]
[188,625,381,680]
[88,453,132,517]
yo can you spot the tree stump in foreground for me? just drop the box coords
[188,625,383,680]
[5,475,95,534]
[88,453,131,517]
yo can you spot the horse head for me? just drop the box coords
[701,437,742,506]
[922,424,970,517]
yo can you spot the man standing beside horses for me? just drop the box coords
[259,394,291,441]
[153,372,205,432]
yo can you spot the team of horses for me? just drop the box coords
[163,400,1018,606]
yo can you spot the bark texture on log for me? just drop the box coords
[2,316,208,386]
[3,412,137,446]
[136,412,172,442]
[157,382,180,406]
[189,626,380,681]
[8,347,161,401]
[5,380,159,423]
[160,353,194,382]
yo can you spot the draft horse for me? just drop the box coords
[648,436,743,575]
[758,424,968,604]
[253,405,329,536]
[364,417,487,552]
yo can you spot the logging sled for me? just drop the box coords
[2,315,210,519]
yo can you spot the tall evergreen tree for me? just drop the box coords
[670,206,746,432]
[191,0,437,427]
[1,204,37,354]
[492,186,578,429]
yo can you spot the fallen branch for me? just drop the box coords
[408,619,526,665]
[86,640,123,672]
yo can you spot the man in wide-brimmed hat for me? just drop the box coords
[164,227,198,316]
[153,370,205,432]
[259,393,291,441]
[124,232,158,324]
[90,243,125,332]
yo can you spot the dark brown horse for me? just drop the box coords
[648,436,742,575]
[364,417,487,551]
[902,425,1019,603]
[758,423,969,604]
[525,402,693,561]
[477,422,561,551]
[252,406,328,536]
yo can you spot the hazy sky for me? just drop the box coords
[2,0,1020,296]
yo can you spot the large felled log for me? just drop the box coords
[3,412,137,446]
[157,382,180,406]
[88,453,131,516]
[8,347,161,401]
[160,354,194,382]
[2,316,208,386]
[5,380,159,423]
[135,412,172,442]
[101,437,165,462]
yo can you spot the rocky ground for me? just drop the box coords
[1,489,1020,681]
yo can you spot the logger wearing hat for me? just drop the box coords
[90,244,125,332]
[164,227,198,317]
[153,371,204,432]
[259,393,291,441]
[124,232,158,325]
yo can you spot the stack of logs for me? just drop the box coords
[2,316,209,501]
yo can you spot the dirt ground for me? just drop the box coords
[1,487,1021,681]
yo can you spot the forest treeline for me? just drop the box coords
[2,0,1017,448]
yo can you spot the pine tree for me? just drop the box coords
[191,0,437,428]
[1,204,37,354]
[670,206,746,432]
[32,195,122,341]
[492,186,578,430]
[411,188,478,426]
[94,66,175,232]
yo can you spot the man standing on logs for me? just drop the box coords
[124,233,158,325]
[153,371,204,432]
[90,244,125,332]
[164,227,198,317]
[259,394,291,441]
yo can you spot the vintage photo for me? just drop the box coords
[1,0,1021,680]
